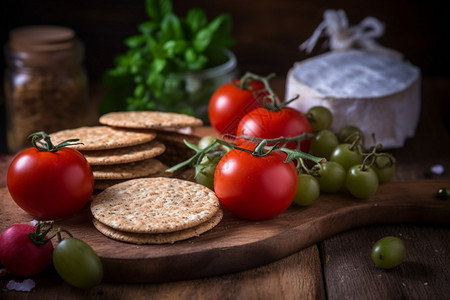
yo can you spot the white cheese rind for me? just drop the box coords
[285,50,421,149]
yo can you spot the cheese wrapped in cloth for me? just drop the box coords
[286,9,421,149]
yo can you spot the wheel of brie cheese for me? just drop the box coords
[285,49,421,149]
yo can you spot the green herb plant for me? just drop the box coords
[100,0,235,117]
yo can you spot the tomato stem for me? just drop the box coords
[360,144,396,172]
[28,221,54,246]
[166,134,325,175]
[55,227,74,243]
[236,72,287,110]
[29,131,83,152]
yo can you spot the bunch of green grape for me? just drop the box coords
[294,106,396,205]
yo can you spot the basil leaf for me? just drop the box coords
[151,58,167,73]
[124,35,145,48]
[193,28,213,52]
[163,40,187,57]
[161,13,184,41]
[102,0,234,117]
[146,0,172,22]
[209,14,234,48]
[134,83,146,98]
[185,48,208,70]
[138,21,158,35]
[185,9,207,34]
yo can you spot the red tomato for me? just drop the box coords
[7,147,94,220]
[208,79,264,135]
[0,224,54,277]
[236,107,312,152]
[214,149,298,220]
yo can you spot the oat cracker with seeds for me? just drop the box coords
[92,209,223,244]
[90,177,220,234]
[99,111,203,129]
[82,140,166,165]
[91,158,165,180]
[49,126,157,151]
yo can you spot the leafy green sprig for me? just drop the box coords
[100,0,235,115]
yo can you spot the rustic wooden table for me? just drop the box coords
[0,77,449,299]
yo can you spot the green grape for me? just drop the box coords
[306,106,333,132]
[329,143,364,171]
[338,125,364,144]
[372,155,396,183]
[371,236,406,269]
[436,187,450,200]
[346,165,379,199]
[293,174,320,206]
[316,161,346,193]
[310,129,339,160]
[53,237,103,289]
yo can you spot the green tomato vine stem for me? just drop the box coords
[28,221,75,246]
[359,144,396,172]
[166,135,325,177]
[234,72,299,111]
[27,221,55,246]
[29,131,83,152]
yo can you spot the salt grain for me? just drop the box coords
[431,164,444,175]
[6,279,36,292]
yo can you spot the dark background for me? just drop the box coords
[1,0,449,153]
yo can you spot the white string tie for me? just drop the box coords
[300,9,402,59]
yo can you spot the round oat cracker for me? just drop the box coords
[82,140,166,165]
[48,126,156,151]
[92,209,223,244]
[90,177,220,234]
[91,158,165,180]
[99,111,203,129]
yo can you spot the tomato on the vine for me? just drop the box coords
[53,236,103,289]
[214,149,298,220]
[208,79,264,135]
[0,223,54,277]
[7,132,94,220]
[236,106,312,152]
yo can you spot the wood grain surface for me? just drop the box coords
[1,178,448,283]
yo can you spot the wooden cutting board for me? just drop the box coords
[0,178,449,283]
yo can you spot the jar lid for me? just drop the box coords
[9,25,76,52]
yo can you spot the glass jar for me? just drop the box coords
[160,48,239,124]
[4,25,89,153]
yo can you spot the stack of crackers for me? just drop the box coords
[90,177,223,244]
[49,111,223,244]
[49,111,203,190]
